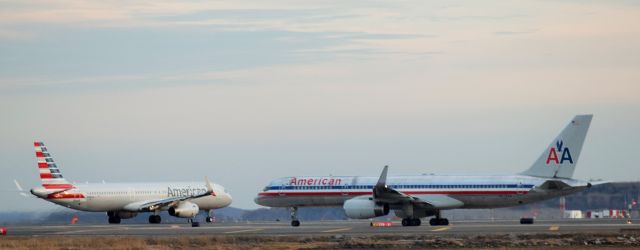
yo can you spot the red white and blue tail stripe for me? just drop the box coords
[34,141,74,189]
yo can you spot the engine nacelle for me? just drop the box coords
[168,201,199,218]
[107,211,138,219]
[343,196,389,219]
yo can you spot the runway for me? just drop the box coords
[5,219,640,237]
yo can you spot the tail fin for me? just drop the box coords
[34,141,74,189]
[520,115,592,179]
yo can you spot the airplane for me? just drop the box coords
[255,115,600,227]
[27,141,232,227]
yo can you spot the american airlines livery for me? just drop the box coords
[27,141,232,227]
[255,115,599,227]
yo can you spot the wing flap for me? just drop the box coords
[411,194,464,209]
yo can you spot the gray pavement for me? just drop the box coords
[4,219,640,237]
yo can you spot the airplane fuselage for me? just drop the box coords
[31,181,232,212]
[255,175,588,209]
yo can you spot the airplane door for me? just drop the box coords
[517,182,525,195]
[278,184,285,196]
[342,177,355,196]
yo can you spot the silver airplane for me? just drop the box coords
[26,141,232,227]
[255,115,601,227]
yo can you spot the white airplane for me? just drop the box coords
[255,115,601,227]
[27,141,232,227]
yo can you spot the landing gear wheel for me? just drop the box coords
[429,218,449,226]
[148,215,161,224]
[206,209,215,223]
[191,221,200,227]
[291,220,300,227]
[441,218,449,226]
[289,207,300,227]
[402,218,421,226]
[520,218,534,224]
[108,216,121,224]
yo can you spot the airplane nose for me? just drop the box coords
[224,193,233,206]
[254,196,264,206]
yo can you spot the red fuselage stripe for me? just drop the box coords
[47,193,85,199]
[42,184,75,189]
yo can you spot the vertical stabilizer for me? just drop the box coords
[34,141,74,189]
[520,115,592,179]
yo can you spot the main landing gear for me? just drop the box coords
[401,218,421,226]
[290,207,300,227]
[107,211,121,224]
[429,210,449,226]
[108,216,121,224]
[148,215,161,224]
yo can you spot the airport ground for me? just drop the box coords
[3,219,640,249]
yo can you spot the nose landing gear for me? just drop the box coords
[205,209,215,223]
[189,218,200,227]
[290,207,300,227]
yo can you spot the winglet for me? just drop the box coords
[205,176,214,195]
[14,179,23,192]
[376,165,389,188]
[14,179,27,197]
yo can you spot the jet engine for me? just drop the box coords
[107,211,138,219]
[343,196,389,219]
[168,201,199,218]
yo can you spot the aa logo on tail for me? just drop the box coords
[546,140,573,165]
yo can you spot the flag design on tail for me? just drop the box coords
[34,141,74,189]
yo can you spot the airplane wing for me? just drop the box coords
[535,178,607,192]
[123,177,214,212]
[372,166,414,203]
[372,166,464,209]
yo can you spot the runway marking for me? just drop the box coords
[224,228,264,234]
[431,227,451,232]
[322,227,352,233]
[549,225,559,231]
[51,227,128,235]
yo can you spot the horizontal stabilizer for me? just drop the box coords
[537,180,572,190]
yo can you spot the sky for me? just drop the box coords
[1,0,639,211]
